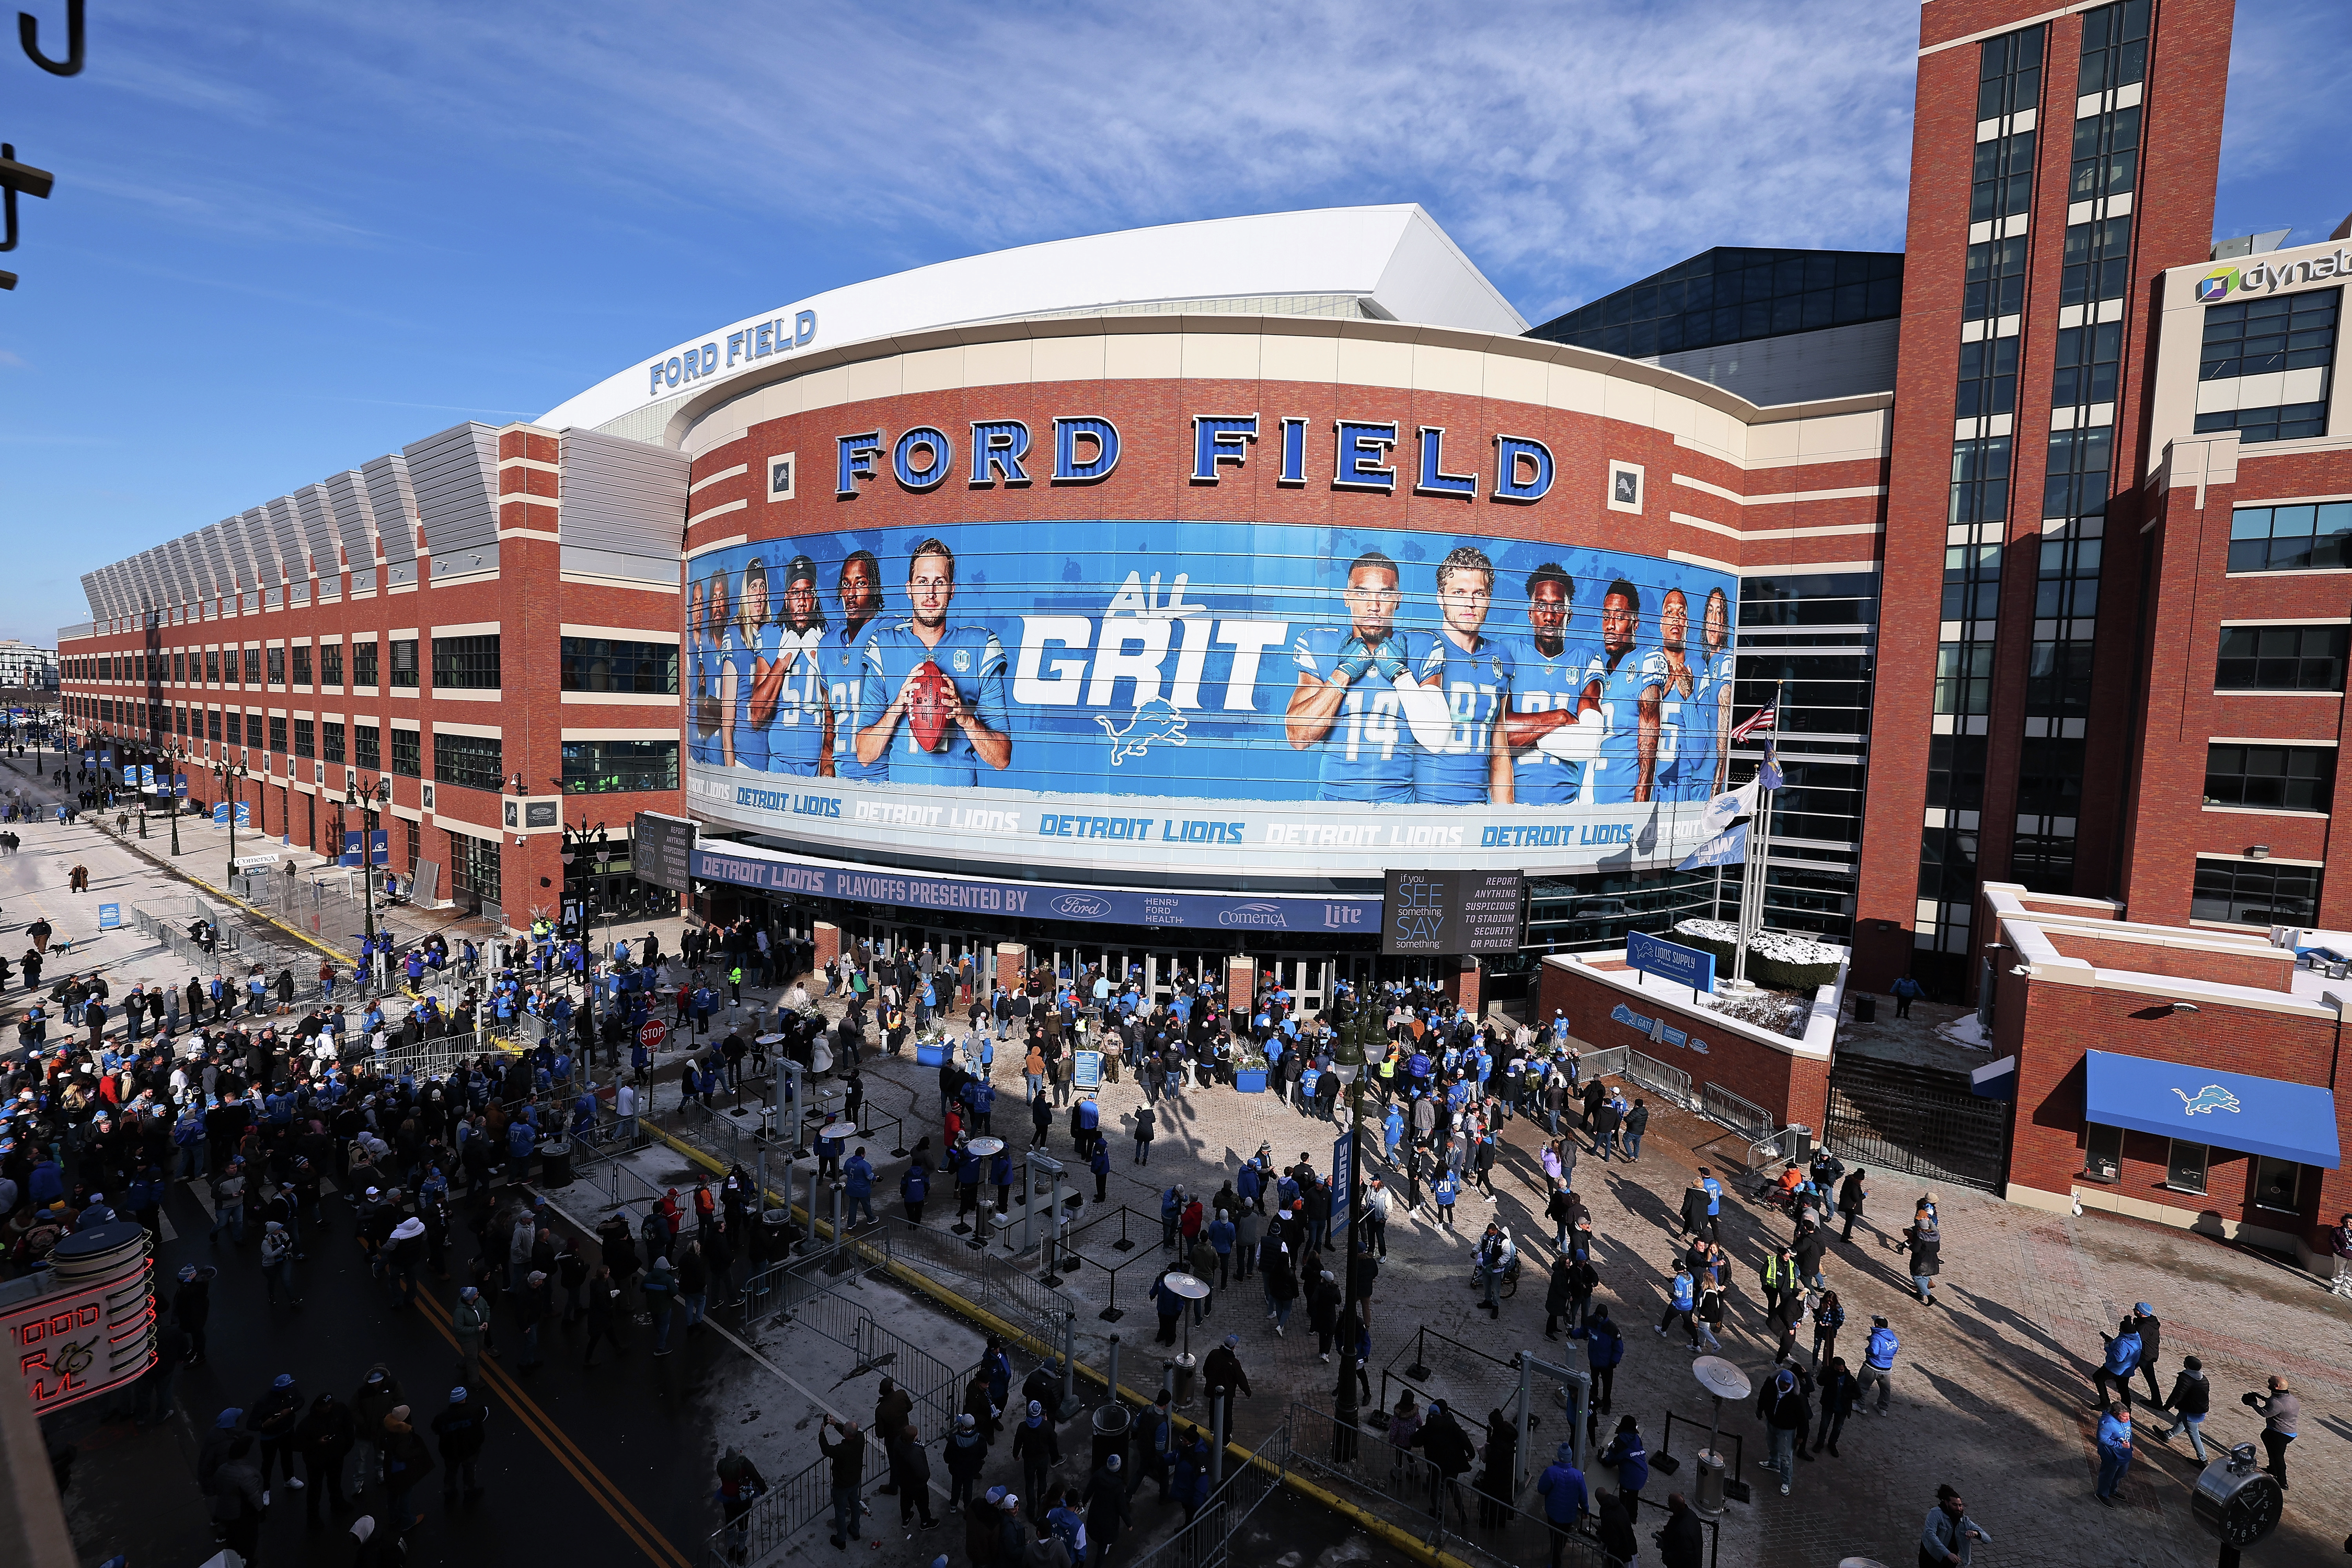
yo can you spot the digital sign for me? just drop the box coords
[634,811,696,894]
[1381,869,1525,956]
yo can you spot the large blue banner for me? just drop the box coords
[686,520,1735,879]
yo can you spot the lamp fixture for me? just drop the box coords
[2170,1001,2200,1014]
[2247,845,2271,859]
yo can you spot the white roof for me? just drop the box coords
[538,204,1526,434]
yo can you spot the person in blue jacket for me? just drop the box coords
[1170,1435,1213,1525]
[2094,1316,2141,1412]
[900,1159,929,1227]
[2094,1405,2133,1504]
[1535,1441,1588,1568]
[1090,1141,1111,1203]
[1570,1306,1625,1415]
[1655,1260,1697,1346]
[1596,1414,1650,1520]
[1382,1103,1405,1165]
[843,1149,876,1229]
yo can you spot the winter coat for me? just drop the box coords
[1598,1428,1650,1492]
[2164,1367,2209,1418]
[1536,1445,1588,1524]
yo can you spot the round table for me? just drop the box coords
[1690,1355,1753,1519]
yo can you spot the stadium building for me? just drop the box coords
[53,0,2352,1256]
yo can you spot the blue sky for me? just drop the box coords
[2,1,2342,643]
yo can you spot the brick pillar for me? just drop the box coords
[996,942,1028,985]
[814,921,842,973]
[1226,956,1256,1011]
[1444,960,1482,1018]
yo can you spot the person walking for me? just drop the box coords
[1754,1367,1809,1496]
[2092,1316,2140,1412]
[820,1415,868,1547]
[2126,1303,2163,1407]
[1133,1103,1155,1165]
[1013,1400,1062,1523]
[1919,1483,1992,1565]
[1858,1316,1898,1415]
[2145,1356,2211,1461]
[1837,1167,1867,1244]
[1889,973,1923,1018]
[1906,1214,1942,1306]
[430,1386,489,1508]
[2249,1375,2299,1491]
[1655,1260,1698,1347]
[581,1264,625,1367]
[1596,1414,1650,1519]
[293,1391,356,1526]
[1084,1453,1131,1563]
[1570,1307,1624,1416]
[1535,1441,1588,1568]
[1813,1357,1858,1458]
[716,1447,767,1564]
[2093,1405,2132,1505]
[1811,1289,1846,1371]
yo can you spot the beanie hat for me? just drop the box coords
[1223,1333,1239,1348]
[449,1387,468,1402]
[272,1373,295,1389]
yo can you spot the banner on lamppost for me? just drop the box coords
[1329,1127,1354,1236]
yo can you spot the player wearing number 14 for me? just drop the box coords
[1286,550,1415,802]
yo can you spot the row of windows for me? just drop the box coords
[433,731,502,791]
[2192,860,2319,928]
[2216,625,2348,691]
[559,637,680,695]
[560,739,679,793]
[2204,744,2335,814]
[2196,403,2332,445]
[2200,290,2340,381]
[2227,503,2352,573]
[431,635,501,690]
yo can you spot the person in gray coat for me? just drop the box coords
[1919,1483,1992,1566]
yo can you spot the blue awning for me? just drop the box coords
[2083,1051,2341,1170]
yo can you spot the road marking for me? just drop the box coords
[413,1289,691,1568]
[158,1213,176,1242]
[183,1179,216,1219]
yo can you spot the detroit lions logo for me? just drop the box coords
[1096,697,1189,764]
[2171,1084,2242,1116]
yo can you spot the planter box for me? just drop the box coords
[1233,1069,1268,1094]
[914,1042,948,1068]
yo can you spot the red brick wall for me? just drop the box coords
[1538,960,1830,1134]
[2040,930,2296,990]
[2005,974,2348,1249]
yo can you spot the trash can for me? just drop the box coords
[1090,1401,1131,1470]
[761,1206,798,1262]
[1851,994,1877,1023]
[1784,1124,1814,1168]
[1171,1352,1197,1407]
[537,1139,573,1188]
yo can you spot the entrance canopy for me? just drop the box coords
[2083,1050,2340,1169]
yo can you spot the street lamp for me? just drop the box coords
[214,755,248,887]
[165,743,182,857]
[348,774,390,986]
[1331,983,1380,1432]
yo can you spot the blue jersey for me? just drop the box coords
[688,627,722,766]
[1292,626,1412,803]
[1669,648,1733,802]
[765,624,829,777]
[1508,637,1598,805]
[856,620,1011,788]
[725,623,778,772]
[1406,632,1515,804]
[826,621,888,783]
[1579,645,1667,804]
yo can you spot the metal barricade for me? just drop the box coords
[704,1432,888,1568]
[1125,1422,1289,1568]
[1622,1047,1697,1110]
[1701,1080,1773,1143]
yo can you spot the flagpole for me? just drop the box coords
[1732,681,1784,991]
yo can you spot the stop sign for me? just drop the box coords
[638,1019,670,1052]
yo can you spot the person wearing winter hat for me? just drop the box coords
[995,1491,1027,1564]
[1536,1440,1589,1567]
[251,1373,305,1492]
[643,1254,678,1355]
[260,1220,303,1308]
[431,1385,489,1507]
[378,1402,433,1535]
[384,1214,426,1308]
[1205,1333,1251,1400]
[1013,1399,1061,1522]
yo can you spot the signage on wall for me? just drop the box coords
[634,811,696,894]
[8,1223,157,1417]
[652,310,817,394]
[1380,869,1525,956]
[1625,929,1715,994]
[2196,248,2348,302]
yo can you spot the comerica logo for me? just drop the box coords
[2195,267,2238,303]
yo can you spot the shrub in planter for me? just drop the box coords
[1671,919,1844,993]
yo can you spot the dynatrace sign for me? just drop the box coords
[690,845,1379,933]
[684,518,1734,881]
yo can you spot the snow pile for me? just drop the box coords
[1675,920,1844,969]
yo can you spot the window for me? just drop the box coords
[2165,1139,2208,1196]
[562,739,679,793]
[450,832,502,911]
[406,820,420,873]
[243,647,261,685]
[2198,402,2333,445]
[559,637,681,694]
[206,709,221,743]
[175,706,188,736]
[2199,287,2338,380]
[1954,336,2019,418]
[431,634,500,690]
[1976,24,2043,120]
[291,646,312,686]
[389,639,419,688]
[2203,743,2334,812]
[431,730,502,792]
[172,652,186,684]
[2042,429,2113,521]
[2060,216,2131,307]
[268,716,287,755]
[2252,1156,2304,1214]
[322,720,346,764]
[355,723,381,771]
[2192,859,2321,927]
[294,718,315,759]
[1949,440,2010,528]
[1934,643,1994,716]
[1524,248,1901,358]
[353,640,379,687]
[2217,625,2349,691]
[205,650,220,683]
[2027,640,2095,716]
[1964,238,2029,320]
[321,644,343,687]
[2083,1123,2122,1181]
[2077,0,2147,94]
[2068,104,2139,202]
[1970,129,2037,223]
[390,727,421,777]
[2050,320,2122,409]
[222,711,241,747]
[2228,503,2352,573]
[266,647,285,685]
[1942,539,2003,618]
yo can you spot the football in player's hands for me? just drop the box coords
[904,660,954,753]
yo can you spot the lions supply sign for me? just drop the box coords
[686,520,1736,881]
[1625,930,1715,994]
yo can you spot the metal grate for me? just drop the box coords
[1823,1057,2009,1191]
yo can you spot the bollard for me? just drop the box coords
[1106,1334,1122,1404]
[1210,1387,1226,1484]
[1057,1306,1080,1421]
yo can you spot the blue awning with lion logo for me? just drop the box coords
[2084,1051,2340,1169]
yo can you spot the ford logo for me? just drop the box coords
[1052,894,1112,918]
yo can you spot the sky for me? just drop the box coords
[1,0,2343,644]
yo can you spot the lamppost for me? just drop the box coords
[1331,982,1381,1431]
[214,755,248,887]
[348,774,390,987]
[165,743,183,857]
[560,815,611,990]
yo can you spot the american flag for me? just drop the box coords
[1730,703,1778,744]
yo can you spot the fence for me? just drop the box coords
[1619,1048,1695,1110]
[1126,1422,1290,1568]
[705,1432,891,1568]
[1699,1081,1773,1144]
